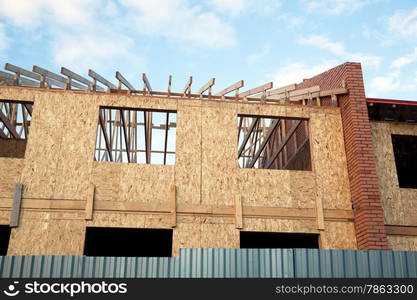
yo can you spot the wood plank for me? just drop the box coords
[265,83,296,97]
[5,63,41,81]
[88,69,116,90]
[33,65,85,89]
[238,82,273,98]
[264,120,302,168]
[196,78,215,96]
[115,71,135,90]
[142,73,152,92]
[98,111,113,161]
[61,67,94,89]
[10,184,23,227]
[119,109,131,163]
[167,75,172,94]
[0,109,20,139]
[237,117,259,158]
[235,196,243,229]
[215,80,244,96]
[85,184,95,220]
[385,225,417,236]
[182,76,193,95]
[171,184,177,228]
[315,193,325,230]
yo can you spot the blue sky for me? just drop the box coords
[1,0,417,100]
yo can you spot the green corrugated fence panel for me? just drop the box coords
[0,249,416,278]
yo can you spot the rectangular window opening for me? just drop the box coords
[84,227,173,257]
[0,225,11,255]
[391,134,417,189]
[0,100,33,158]
[237,115,311,170]
[94,107,176,165]
[240,231,319,249]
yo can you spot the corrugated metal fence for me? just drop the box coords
[1,249,416,278]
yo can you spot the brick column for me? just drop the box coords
[339,63,388,250]
[297,62,389,250]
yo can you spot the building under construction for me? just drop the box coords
[0,61,416,266]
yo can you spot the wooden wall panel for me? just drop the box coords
[175,104,202,205]
[311,113,352,210]
[7,211,85,255]
[388,235,417,251]
[0,158,23,198]
[320,221,357,249]
[371,122,417,226]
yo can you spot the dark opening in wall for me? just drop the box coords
[391,134,417,189]
[0,225,11,255]
[84,227,173,257]
[237,115,311,170]
[95,107,177,165]
[240,232,319,249]
[0,100,33,158]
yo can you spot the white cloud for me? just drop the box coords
[247,46,270,64]
[206,0,281,16]
[388,7,417,38]
[369,72,401,93]
[298,34,381,67]
[277,13,304,29]
[121,0,236,48]
[270,61,337,87]
[305,0,374,15]
[391,48,417,69]
[0,23,9,57]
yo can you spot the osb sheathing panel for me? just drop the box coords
[7,211,85,255]
[371,122,417,226]
[174,104,202,205]
[172,216,239,256]
[0,210,10,225]
[320,221,357,249]
[0,158,23,198]
[311,113,352,210]
[0,87,356,252]
[388,235,417,251]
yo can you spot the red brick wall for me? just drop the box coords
[297,62,389,250]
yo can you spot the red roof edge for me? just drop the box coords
[366,97,417,106]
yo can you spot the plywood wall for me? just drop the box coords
[371,122,417,226]
[388,235,417,251]
[0,87,357,255]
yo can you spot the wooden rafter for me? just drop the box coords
[215,80,244,96]
[264,120,303,169]
[196,78,215,97]
[98,111,113,162]
[237,117,259,158]
[119,109,131,163]
[0,109,20,139]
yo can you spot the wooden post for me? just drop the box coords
[315,195,325,231]
[171,184,177,228]
[235,196,243,229]
[10,184,23,227]
[85,184,95,220]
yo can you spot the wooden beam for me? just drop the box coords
[115,71,135,91]
[264,120,303,169]
[246,118,281,168]
[0,109,20,139]
[235,196,243,229]
[215,80,244,96]
[385,225,417,236]
[98,111,113,162]
[5,63,41,81]
[196,78,215,96]
[142,73,152,92]
[23,103,33,116]
[265,83,296,97]
[119,109,131,163]
[237,117,259,158]
[144,111,151,164]
[88,69,116,90]
[182,76,193,96]
[10,184,23,227]
[61,67,95,90]
[167,75,172,94]
[238,82,273,98]
[33,65,84,89]
[171,184,177,228]
[0,71,40,87]
[315,194,325,231]
[163,112,170,165]
[85,184,95,220]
